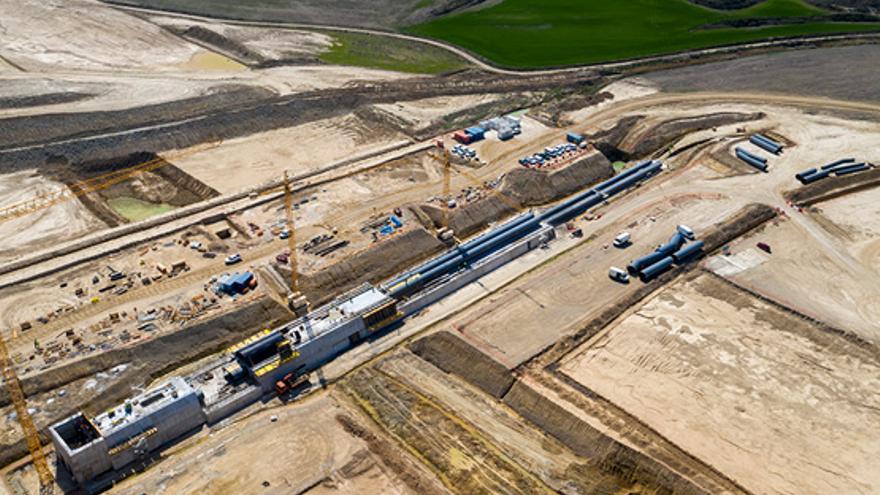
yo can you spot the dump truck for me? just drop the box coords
[275,373,309,396]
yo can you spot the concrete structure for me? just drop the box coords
[50,377,205,485]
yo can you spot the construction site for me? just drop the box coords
[2,1,880,494]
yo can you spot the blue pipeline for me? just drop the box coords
[795,168,817,181]
[540,161,662,226]
[833,163,869,176]
[672,240,705,263]
[736,150,769,172]
[656,232,686,256]
[800,170,830,184]
[384,212,535,289]
[749,136,781,154]
[639,256,674,282]
[753,133,781,147]
[820,158,856,170]
[735,147,767,164]
[627,250,668,276]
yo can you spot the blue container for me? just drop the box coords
[566,132,585,144]
[389,215,403,228]
[465,126,486,141]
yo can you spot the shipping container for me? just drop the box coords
[566,132,585,144]
[453,131,471,144]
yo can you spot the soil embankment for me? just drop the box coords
[622,112,764,158]
[410,331,514,398]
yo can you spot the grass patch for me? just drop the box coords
[319,30,469,74]
[409,0,880,68]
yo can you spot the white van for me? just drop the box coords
[677,224,695,240]
[613,232,631,248]
[609,267,629,283]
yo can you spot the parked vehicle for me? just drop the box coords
[609,267,630,283]
[225,253,242,265]
[676,224,695,240]
[613,232,631,248]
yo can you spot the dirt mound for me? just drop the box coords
[586,115,644,163]
[409,331,514,398]
[623,112,764,158]
[280,227,445,306]
[419,195,519,239]
[501,151,614,206]
[503,381,708,495]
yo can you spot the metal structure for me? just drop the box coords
[283,171,309,314]
[0,336,54,494]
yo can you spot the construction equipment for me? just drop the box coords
[0,335,54,494]
[283,171,309,315]
[428,144,524,244]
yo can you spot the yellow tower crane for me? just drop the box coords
[427,143,524,244]
[282,171,309,316]
[0,336,54,494]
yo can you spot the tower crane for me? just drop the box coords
[283,171,309,316]
[0,337,54,494]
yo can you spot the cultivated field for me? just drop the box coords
[410,0,880,67]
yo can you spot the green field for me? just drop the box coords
[319,31,470,74]
[409,0,880,68]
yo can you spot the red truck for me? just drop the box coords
[275,373,309,396]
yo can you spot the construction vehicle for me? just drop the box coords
[275,372,309,396]
[1,335,54,494]
[283,171,309,315]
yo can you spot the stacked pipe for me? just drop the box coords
[385,159,665,297]
[796,158,870,184]
[735,147,769,172]
[750,134,783,154]
[628,229,703,282]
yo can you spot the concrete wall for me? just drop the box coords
[204,386,261,425]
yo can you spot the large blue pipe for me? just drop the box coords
[672,241,705,263]
[795,168,817,182]
[639,256,674,282]
[657,232,686,256]
[800,170,830,184]
[384,212,535,288]
[833,163,869,176]
[750,135,781,154]
[753,133,782,148]
[736,150,769,172]
[540,161,663,226]
[543,159,654,219]
[735,147,767,164]
[821,158,856,170]
[627,251,668,276]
